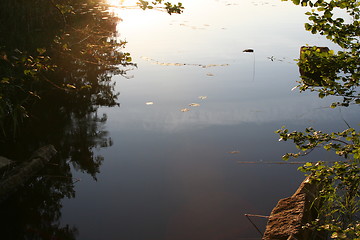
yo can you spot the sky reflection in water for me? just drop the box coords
[60,0,359,239]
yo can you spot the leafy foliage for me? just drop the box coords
[0,1,124,238]
[277,127,360,161]
[287,0,360,107]
[0,0,131,138]
[137,0,184,14]
[0,48,56,136]
[0,0,183,138]
[299,161,360,239]
[279,0,360,238]
[0,1,182,239]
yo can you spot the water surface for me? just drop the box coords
[2,0,360,239]
[58,0,359,239]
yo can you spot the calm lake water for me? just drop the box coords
[2,0,359,239]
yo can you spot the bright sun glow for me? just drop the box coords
[104,0,171,31]
[105,0,140,17]
[106,0,137,7]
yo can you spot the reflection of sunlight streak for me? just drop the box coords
[104,0,140,45]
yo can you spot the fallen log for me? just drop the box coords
[0,145,57,203]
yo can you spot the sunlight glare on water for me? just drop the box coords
[106,0,169,20]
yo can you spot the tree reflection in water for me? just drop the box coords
[0,0,130,239]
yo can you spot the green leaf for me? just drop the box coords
[324,10,332,18]
[36,48,46,55]
[1,77,10,84]
[24,70,32,75]
[305,23,312,30]
[331,232,347,239]
[324,145,332,150]
[330,103,337,108]
[66,84,76,89]
[305,162,313,167]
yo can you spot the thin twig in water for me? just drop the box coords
[237,161,339,164]
[244,214,265,237]
[339,107,351,128]
[245,214,269,218]
[39,73,67,90]
[36,175,81,184]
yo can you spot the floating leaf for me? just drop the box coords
[203,64,229,68]
[141,56,229,68]
[206,73,214,76]
[228,151,240,154]
[180,108,190,112]
[189,103,200,107]
[198,96,207,100]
